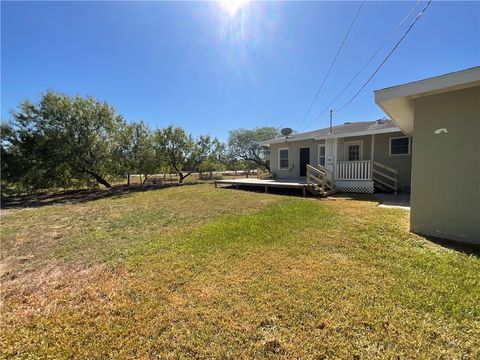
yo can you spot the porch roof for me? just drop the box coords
[261,119,401,146]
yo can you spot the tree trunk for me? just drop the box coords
[143,174,148,185]
[178,172,191,184]
[127,173,131,186]
[86,170,112,188]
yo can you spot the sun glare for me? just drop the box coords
[218,0,249,18]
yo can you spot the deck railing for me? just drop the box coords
[372,161,398,193]
[335,161,372,180]
[306,164,335,196]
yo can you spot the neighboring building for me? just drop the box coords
[262,120,412,194]
[375,66,480,244]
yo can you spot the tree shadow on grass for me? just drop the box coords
[0,183,196,210]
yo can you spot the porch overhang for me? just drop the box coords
[260,126,403,146]
[374,66,480,136]
[312,126,401,140]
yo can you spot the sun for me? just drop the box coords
[218,0,249,18]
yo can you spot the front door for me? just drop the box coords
[299,148,310,177]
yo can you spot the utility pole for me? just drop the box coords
[329,109,333,134]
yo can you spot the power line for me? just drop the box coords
[296,1,365,130]
[302,0,423,131]
[335,0,432,114]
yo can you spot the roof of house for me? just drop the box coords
[375,66,480,135]
[261,119,401,145]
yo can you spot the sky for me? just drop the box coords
[1,1,479,140]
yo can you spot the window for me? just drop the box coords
[318,144,326,167]
[390,137,410,155]
[344,141,363,161]
[278,148,289,169]
[348,145,360,161]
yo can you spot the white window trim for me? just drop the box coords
[278,147,289,170]
[318,144,326,167]
[343,140,363,161]
[389,136,410,156]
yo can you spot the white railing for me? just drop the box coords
[317,164,334,183]
[335,161,372,180]
[372,161,398,193]
[306,164,335,195]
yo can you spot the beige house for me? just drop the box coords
[263,120,412,194]
[375,66,480,244]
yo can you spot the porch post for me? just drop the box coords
[325,137,337,181]
[371,134,375,161]
[371,134,375,179]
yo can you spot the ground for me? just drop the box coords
[1,184,479,358]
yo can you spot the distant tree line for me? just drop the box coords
[1,91,280,194]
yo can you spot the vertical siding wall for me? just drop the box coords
[411,86,480,244]
[336,133,411,191]
[373,131,412,192]
[336,135,373,161]
[269,139,325,178]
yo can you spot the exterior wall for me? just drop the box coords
[269,132,412,192]
[373,131,412,192]
[337,135,373,161]
[410,86,480,244]
[269,139,325,178]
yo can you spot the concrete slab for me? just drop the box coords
[375,193,410,210]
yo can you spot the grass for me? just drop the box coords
[1,184,479,358]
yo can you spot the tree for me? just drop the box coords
[227,127,279,172]
[155,125,221,183]
[8,91,124,189]
[114,121,158,186]
[199,142,227,179]
[132,121,158,185]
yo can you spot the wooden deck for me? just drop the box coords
[214,178,310,196]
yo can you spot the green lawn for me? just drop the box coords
[1,184,479,358]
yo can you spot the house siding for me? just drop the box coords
[269,132,411,189]
[337,135,373,161]
[373,131,412,192]
[410,86,480,244]
[270,139,325,178]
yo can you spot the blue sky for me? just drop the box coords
[1,1,478,140]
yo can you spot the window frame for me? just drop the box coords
[278,147,289,170]
[343,140,363,162]
[389,136,410,156]
[318,144,326,167]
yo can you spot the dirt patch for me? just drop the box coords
[1,263,128,319]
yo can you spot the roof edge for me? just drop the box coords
[375,66,480,135]
[260,125,402,146]
[375,66,480,101]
